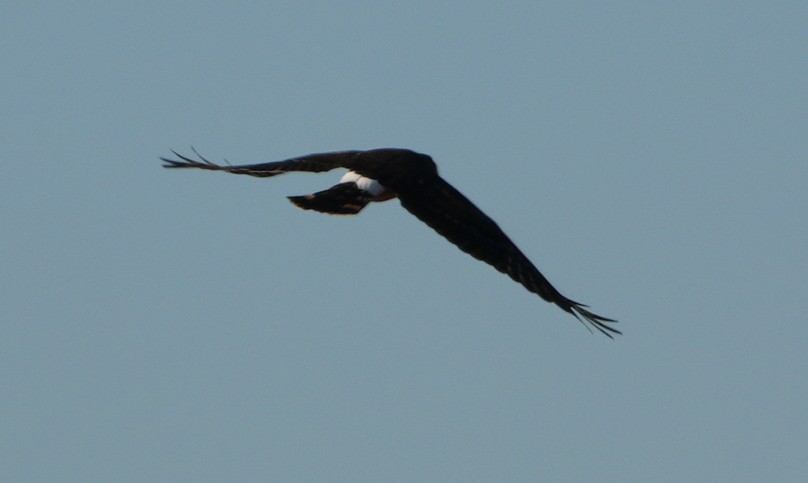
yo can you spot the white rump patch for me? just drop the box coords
[340,171,387,197]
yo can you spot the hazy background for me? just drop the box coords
[3,2,806,481]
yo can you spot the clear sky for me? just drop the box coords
[3,2,806,481]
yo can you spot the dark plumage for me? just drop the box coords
[162,148,620,337]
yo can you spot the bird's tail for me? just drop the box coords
[287,183,372,215]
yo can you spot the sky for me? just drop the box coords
[2,1,807,481]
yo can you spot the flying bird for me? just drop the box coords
[162,148,620,337]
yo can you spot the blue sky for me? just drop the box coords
[2,2,806,481]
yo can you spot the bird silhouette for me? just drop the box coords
[162,148,620,337]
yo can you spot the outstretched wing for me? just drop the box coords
[397,176,620,337]
[161,148,362,178]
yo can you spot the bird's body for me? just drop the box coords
[339,171,391,199]
[162,147,620,337]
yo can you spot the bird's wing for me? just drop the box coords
[161,149,362,178]
[397,176,620,337]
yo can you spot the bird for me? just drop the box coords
[162,147,620,337]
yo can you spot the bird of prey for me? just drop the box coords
[162,148,620,337]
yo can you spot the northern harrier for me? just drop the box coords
[162,148,620,337]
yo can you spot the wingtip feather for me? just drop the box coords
[567,303,621,339]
